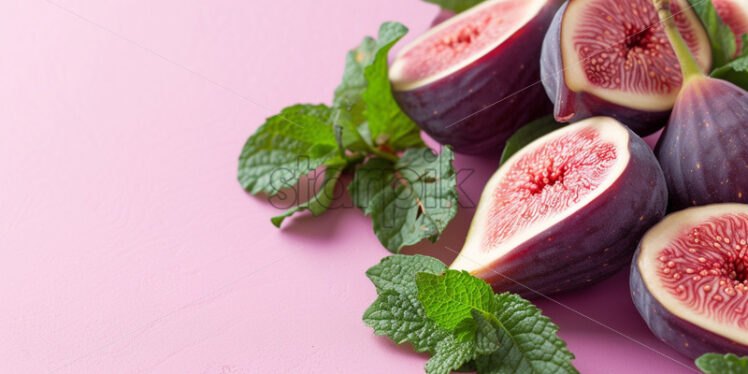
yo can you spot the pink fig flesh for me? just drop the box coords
[540,0,711,136]
[451,117,667,296]
[390,0,563,155]
[631,204,748,359]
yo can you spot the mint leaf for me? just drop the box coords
[416,270,498,331]
[363,255,450,353]
[500,115,563,165]
[363,291,450,353]
[687,0,736,68]
[711,55,748,90]
[423,0,484,13]
[362,22,424,150]
[366,254,447,294]
[271,166,343,227]
[472,310,502,355]
[349,147,458,252]
[475,293,577,374]
[333,37,377,152]
[425,335,477,374]
[696,353,748,374]
[334,36,377,121]
[238,104,342,195]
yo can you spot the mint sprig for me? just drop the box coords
[696,353,748,374]
[363,255,578,374]
[238,22,458,252]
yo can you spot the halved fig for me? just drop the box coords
[653,0,748,210]
[450,117,667,295]
[540,0,712,136]
[389,0,563,155]
[714,0,748,56]
[631,204,748,359]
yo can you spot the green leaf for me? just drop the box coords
[471,309,502,355]
[711,55,748,90]
[422,0,484,13]
[362,22,424,150]
[362,255,449,354]
[475,293,577,374]
[334,36,377,121]
[415,270,498,331]
[333,107,373,152]
[687,0,736,68]
[425,335,477,374]
[238,104,342,195]
[349,147,458,252]
[270,166,343,227]
[333,37,377,152]
[366,254,447,294]
[363,291,450,353]
[500,115,563,165]
[696,353,748,374]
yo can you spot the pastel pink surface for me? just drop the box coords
[0,1,691,373]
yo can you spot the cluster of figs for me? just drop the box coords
[389,0,748,361]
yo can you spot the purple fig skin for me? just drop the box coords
[540,2,670,136]
[655,77,748,211]
[473,126,668,297]
[392,0,562,155]
[630,250,748,359]
[430,9,455,27]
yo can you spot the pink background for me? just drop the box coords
[1,1,697,373]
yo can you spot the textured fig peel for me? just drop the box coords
[632,204,748,359]
[452,117,667,296]
[654,0,748,209]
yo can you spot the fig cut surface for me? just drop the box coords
[560,0,711,113]
[390,0,548,91]
[634,204,748,352]
[452,116,667,295]
[454,117,627,270]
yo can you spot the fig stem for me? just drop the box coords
[652,0,704,81]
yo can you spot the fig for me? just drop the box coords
[653,0,748,210]
[389,0,563,155]
[540,0,712,136]
[714,0,748,56]
[630,204,748,359]
[450,117,667,295]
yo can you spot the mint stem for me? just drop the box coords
[653,0,704,81]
